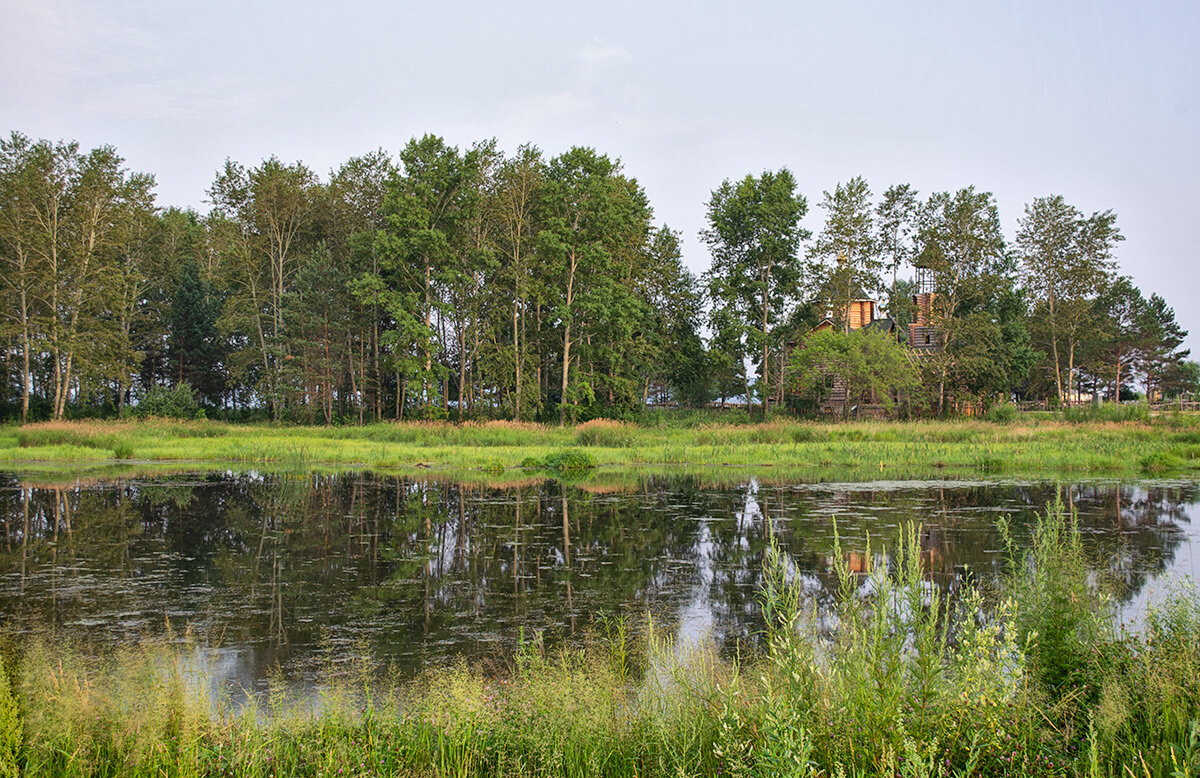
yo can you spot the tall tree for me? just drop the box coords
[538,147,651,424]
[809,176,880,333]
[169,256,225,406]
[1088,276,1146,401]
[636,226,708,406]
[915,187,1008,414]
[1135,293,1190,400]
[327,149,397,421]
[209,157,319,417]
[492,144,544,420]
[11,140,157,418]
[373,135,475,416]
[875,183,920,325]
[1017,196,1120,401]
[0,132,42,421]
[702,169,808,415]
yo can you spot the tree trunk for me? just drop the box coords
[559,253,577,426]
[423,260,431,407]
[513,299,521,422]
[1067,341,1076,405]
[1048,293,1062,400]
[559,322,572,426]
[19,293,30,424]
[458,317,466,420]
[1114,350,1122,403]
[761,286,770,417]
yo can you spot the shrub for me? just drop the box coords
[985,403,1019,423]
[542,448,596,473]
[131,382,204,420]
[1141,450,1186,472]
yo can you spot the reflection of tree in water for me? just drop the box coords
[0,472,1195,683]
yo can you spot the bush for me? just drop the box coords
[131,382,204,420]
[542,448,596,473]
[985,403,1019,423]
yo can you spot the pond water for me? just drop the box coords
[0,470,1197,694]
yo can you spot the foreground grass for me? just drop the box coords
[2,503,1197,777]
[3,415,1200,478]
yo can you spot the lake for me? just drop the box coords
[1,470,1196,695]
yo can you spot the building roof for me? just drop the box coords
[861,317,897,335]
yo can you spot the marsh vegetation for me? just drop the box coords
[0,501,1197,776]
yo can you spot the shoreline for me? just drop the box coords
[2,416,1199,479]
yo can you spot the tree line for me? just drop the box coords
[0,131,1193,423]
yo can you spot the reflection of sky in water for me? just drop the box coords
[0,472,1197,698]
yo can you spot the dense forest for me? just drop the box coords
[0,130,1194,423]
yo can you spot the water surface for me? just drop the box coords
[1,471,1196,693]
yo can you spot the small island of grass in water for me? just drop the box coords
[1,501,1197,777]
[4,410,1200,479]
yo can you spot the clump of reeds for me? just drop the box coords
[1062,402,1152,424]
[574,419,637,448]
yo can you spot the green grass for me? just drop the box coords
[3,502,1198,776]
[3,415,1200,479]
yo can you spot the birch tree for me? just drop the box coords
[1017,195,1120,401]
[702,169,807,415]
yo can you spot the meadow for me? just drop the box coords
[1,502,1197,777]
[3,411,1200,478]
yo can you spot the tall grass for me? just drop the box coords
[1061,402,1151,424]
[3,503,1198,775]
[7,416,1200,477]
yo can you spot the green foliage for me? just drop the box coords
[1062,402,1150,423]
[810,176,883,333]
[1017,195,1121,402]
[131,382,204,420]
[5,130,1193,426]
[1000,498,1108,698]
[0,655,21,778]
[703,168,809,415]
[788,327,917,419]
[541,448,596,473]
[985,402,1019,423]
[168,257,225,406]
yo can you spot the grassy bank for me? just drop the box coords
[3,415,1200,478]
[1,503,1197,777]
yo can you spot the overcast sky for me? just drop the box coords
[3,0,1197,354]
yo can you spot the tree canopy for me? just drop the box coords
[0,129,1192,423]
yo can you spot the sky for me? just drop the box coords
[3,0,1198,355]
